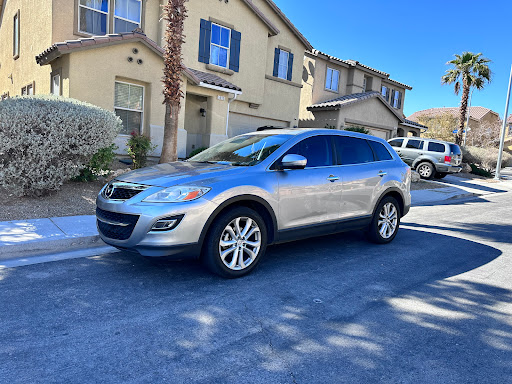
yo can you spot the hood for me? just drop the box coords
[116,161,248,187]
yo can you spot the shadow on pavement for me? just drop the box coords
[0,227,509,383]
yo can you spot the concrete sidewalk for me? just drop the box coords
[1,170,512,263]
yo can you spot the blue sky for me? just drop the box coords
[273,0,512,119]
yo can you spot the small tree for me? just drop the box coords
[441,52,492,145]
[417,112,458,142]
[160,0,187,163]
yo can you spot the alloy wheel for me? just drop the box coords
[418,164,432,178]
[377,202,398,239]
[219,217,261,270]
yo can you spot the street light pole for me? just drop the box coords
[463,88,474,146]
[495,64,512,181]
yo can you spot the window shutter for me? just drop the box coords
[229,30,241,72]
[287,52,294,81]
[198,19,212,64]
[390,90,395,107]
[398,92,402,109]
[273,48,280,77]
[386,87,390,102]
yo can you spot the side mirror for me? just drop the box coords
[280,154,307,170]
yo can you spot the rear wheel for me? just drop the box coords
[368,196,401,244]
[202,207,267,278]
[416,162,435,180]
[435,172,447,179]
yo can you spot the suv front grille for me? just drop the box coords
[96,208,139,240]
[102,182,148,201]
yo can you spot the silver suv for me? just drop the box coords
[388,137,462,179]
[96,129,411,277]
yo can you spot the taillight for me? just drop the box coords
[444,156,452,164]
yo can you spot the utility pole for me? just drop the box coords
[495,65,512,180]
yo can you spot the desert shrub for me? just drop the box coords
[345,125,371,135]
[188,147,207,158]
[127,132,157,169]
[73,144,118,182]
[462,146,512,172]
[0,96,121,196]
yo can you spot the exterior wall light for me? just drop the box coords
[200,108,206,117]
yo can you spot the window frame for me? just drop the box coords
[13,10,20,59]
[209,22,231,69]
[427,142,446,153]
[325,67,340,92]
[113,0,142,34]
[78,0,110,36]
[21,81,35,96]
[389,138,404,148]
[367,140,394,162]
[392,90,402,109]
[50,68,63,96]
[381,85,388,101]
[114,80,145,136]
[277,49,290,80]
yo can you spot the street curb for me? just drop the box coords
[0,235,105,261]
[412,192,481,207]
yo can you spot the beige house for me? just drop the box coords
[0,0,311,157]
[299,50,425,139]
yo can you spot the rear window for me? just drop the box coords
[368,140,393,161]
[334,136,375,165]
[406,139,424,150]
[428,142,446,153]
[449,144,462,155]
[389,139,404,148]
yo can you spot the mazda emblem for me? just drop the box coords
[105,184,115,198]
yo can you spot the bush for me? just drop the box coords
[461,146,512,172]
[188,147,208,158]
[73,144,118,182]
[127,132,157,169]
[345,125,371,135]
[0,96,121,196]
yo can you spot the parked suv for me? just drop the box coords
[96,129,411,277]
[388,137,462,179]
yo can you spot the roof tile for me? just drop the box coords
[408,106,497,122]
[188,68,242,92]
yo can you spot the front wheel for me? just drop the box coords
[202,207,267,278]
[368,196,401,244]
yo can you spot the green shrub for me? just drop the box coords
[461,146,512,172]
[469,164,492,178]
[73,144,118,182]
[345,125,371,135]
[188,147,208,158]
[0,95,121,196]
[127,132,157,169]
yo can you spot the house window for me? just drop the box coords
[13,10,20,59]
[362,77,367,92]
[114,0,141,33]
[392,90,402,109]
[114,81,144,135]
[51,70,62,96]
[1,92,10,101]
[381,85,389,101]
[278,50,290,79]
[78,0,109,35]
[21,82,34,95]
[210,23,230,68]
[325,68,339,92]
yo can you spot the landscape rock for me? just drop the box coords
[411,170,421,182]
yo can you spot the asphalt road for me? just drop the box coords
[1,192,512,383]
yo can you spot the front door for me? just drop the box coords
[276,135,343,230]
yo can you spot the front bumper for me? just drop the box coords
[96,191,218,258]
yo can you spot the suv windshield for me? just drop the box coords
[189,133,292,166]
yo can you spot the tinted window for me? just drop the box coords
[449,144,462,155]
[368,140,393,161]
[389,138,404,148]
[428,142,446,153]
[334,136,375,165]
[287,135,333,168]
[406,139,424,150]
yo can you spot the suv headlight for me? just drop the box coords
[143,186,211,203]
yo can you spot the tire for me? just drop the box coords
[202,206,267,278]
[435,172,447,179]
[368,196,401,244]
[416,162,435,180]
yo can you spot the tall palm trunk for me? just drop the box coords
[160,0,187,164]
[457,78,470,146]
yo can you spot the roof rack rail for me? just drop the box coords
[256,126,289,131]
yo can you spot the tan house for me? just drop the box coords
[0,0,312,157]
[299,50,426,139]
[506,114,512,153]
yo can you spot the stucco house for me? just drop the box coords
[298,50,426,139]
[0,0,312,158]
[505,114,512,153]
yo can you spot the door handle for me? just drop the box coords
[327,175,340,182]
[378,171,387,177]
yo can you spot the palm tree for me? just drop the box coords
[441,52,492,145]
[160,0,187,163]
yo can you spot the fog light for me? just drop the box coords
[150,215,184,232]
